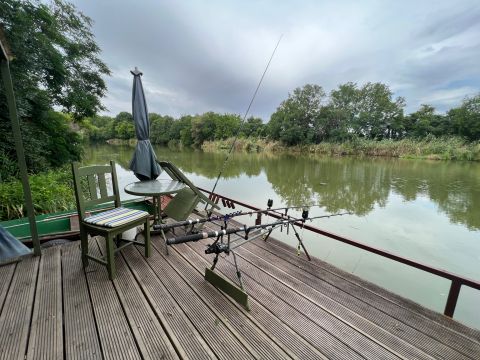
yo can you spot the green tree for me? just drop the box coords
[170,115,193,146]
[241,116,265,138]
[0,0,110,178]
[150,113,174,144]
[329,82,361,140]
[191,112,216,147]
[404,105,450,138]
[213,114,241,140]
[356,83,405,139]
[113,112,134,139]
[448,94,480,141]
[267,84,326,145]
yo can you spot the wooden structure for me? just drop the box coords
[0,26,40,255]
[1,222,479,360]
[71,161,151,279]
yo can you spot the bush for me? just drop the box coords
[0,167,75,220]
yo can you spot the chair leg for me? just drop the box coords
[106,234,116,280]
[80,228,89,267]
[144,219,151,258]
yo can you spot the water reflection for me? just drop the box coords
[84,144,480,230]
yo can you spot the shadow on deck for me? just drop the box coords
[1,220,479,360]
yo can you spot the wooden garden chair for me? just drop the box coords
[72,160,151,280]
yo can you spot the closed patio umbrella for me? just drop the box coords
[129,67,162,180]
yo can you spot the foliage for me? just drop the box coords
[239,116,265,138]
[0,0,110,179]
[203,136,480,161]
[80,82,479,155]
[0,167,75,220]
[448,94,480,141]
[268,84,326,145]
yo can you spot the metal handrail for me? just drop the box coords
[198,187,480,318]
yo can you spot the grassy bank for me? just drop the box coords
[202,137,480,161]
[0,168,75,221]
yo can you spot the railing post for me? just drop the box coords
[444,280,462,318]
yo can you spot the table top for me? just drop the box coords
[124,179,186,197]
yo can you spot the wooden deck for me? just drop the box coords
[1,220,480,359]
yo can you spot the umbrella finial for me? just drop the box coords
[130,66,143,76]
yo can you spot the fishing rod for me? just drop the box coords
[166,211,351,246]
[206,35,283,212]
[154,199,325,232]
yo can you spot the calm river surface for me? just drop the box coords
[84,144,480,329]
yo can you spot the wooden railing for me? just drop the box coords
[198,187,480,318]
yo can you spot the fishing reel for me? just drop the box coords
[205,242,229,255]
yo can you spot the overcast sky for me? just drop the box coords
[70,0,480,120]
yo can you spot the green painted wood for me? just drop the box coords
[205,267,250,310]
[164,188,200,221]
[77,165,112,177]
[98,173,108,198]
[72,160,150,279]
[87,175,98,200]
[0,60,40,256]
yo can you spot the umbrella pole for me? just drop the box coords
[0,60,41,256]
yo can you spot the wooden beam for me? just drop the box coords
[0,60,41,256]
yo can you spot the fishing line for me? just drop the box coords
[207,35,283,210]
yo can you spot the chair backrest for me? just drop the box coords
[157,160,219,210]
[71,160,121,220]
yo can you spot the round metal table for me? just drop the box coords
[124,179,186,225]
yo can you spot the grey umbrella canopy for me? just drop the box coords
[129,67,162,180]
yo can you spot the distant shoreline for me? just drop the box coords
[200,137,480,162]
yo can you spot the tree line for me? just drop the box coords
[81,83,480,147]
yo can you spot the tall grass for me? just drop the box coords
[202,137,480,161]
[0,168,75,221]
[202,138,283,153]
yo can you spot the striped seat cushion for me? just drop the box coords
[84,207,149,228]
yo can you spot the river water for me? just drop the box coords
[84,144,480,329]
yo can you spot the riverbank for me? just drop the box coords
[202,137,480,161]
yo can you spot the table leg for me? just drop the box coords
[157,195,163,224]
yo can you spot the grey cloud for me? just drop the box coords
[71,0,480,119]
[417,6,480,41]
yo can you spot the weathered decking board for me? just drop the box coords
[148,241,295,360]
[26,246,63,360]
[95,238,179,360]
[186,239,431,360]
[129,239,258,360]
[185,239,400,360]
[122,245,217,360]
[85,239,142,360]
[0,262,15,314]
[62,243,102,360]
[0,256,38,360]
[0,221,479,360]
[249,236,480,356]
[240,239,476,359]
[260,236,480,342]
